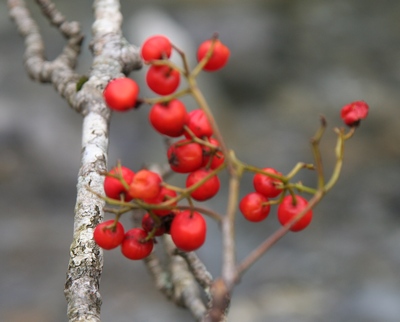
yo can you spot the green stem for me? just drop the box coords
[142,87,192,105]
[189,81,233,173]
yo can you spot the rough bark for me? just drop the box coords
[8,0,141,321]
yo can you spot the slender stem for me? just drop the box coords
[324,127,347,192]
[310,116,327,189]
[221,163,243,289]
[285,162,315,180]
[142,87,192,105]
[176,205,223,223]
[191,34,218,78]
[189,82,233,173]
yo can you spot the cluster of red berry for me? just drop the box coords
[239,168,312,231]
[94,33,370,261]
[95,35,230,259]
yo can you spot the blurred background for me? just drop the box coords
[1,0,400,321]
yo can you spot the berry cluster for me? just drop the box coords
[239,168,312,231]
[95,35,229,260]
[94,34,369,262]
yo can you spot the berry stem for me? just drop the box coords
[324,127,347,192]
[310,116,327,189]
[142,87,192,105]
[176,205,223,223]
[190,35,218,78]
[147,58,185,76]
[188,80,233,173]
[171,43,191,77]
[285,162,315,180]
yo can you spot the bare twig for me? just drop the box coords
[8,0,84,110]
[144,251,174,298]
[164,236,207,321]
[175,249,213,293]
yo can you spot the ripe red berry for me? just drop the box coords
[103,78,139,111]
[186,168,220,201]
[146,65,180,95]
[340,100,369,126]
[128,169,162,200]
[141,213,166,236]
[201,138,225,169]
[239,192,270,222]
[93,220,125,250]
[184,109,213,139]
[167,139,203,173]
[170,210,206,252]
[121,228,154,260]
[277,195,313,232]
[143,186,178,216]
[141,35,172,62]
[253,168,283,198]
[104,166,135,201]
[197,39,230,71]
[149,100,188,137]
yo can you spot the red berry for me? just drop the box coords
[128,169,162,200]
[167,139,203,173]
[93,220,125,250]
[277,195,313,232]
[103,78,139,111]
[141,213,166,236]
[253,168,283,198]
[149,100,188,137]
[239,192,270,222]
[104,166,135,201]
[184,109,213,139]
[146,65,180,95]
[340,100,369,127]
[143,186,178,216]
[170,210,206,251]
[201,138,225,169]
[186,168,220,201]
[141,35,172,62]
[121,228,154,260]
[197,39,230,71]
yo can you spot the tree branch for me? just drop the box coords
[8,0,84,110]
[9,0,142,321]
[164,236,207,321]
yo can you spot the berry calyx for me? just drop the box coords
[104,166,135,201]
[184,109,213,139]
[146,65,180,95]
[340,100,369,127]
[239,192,270,222]
[253,168,283,198]
[167,139,203,173]
[277,195,313,232]
[170,210,207,252]
[149,100,188,137]
[93,220,125,250]
[103,78,139,111]
[186,168,220,201]
[141,35,172,62]
[197,39,230,71]
[128,169,162,200]
[121,228,154,260]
